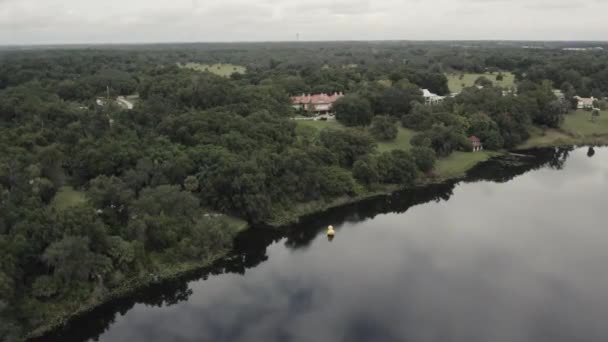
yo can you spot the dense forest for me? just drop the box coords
[1,41,608,340]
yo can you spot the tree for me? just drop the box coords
[411,147,437,173]
[468,113,504,150]
[88,175,135,227]
[411,125,470,157]
[42,236,98,286]
[183,175,199,192]
[334,95,373,126]
[375,82,423,116]
[132,185,199,219]
[319,166,356,197]
[319,129,376,167]
[353,157,379,186]
[402,103,433,131]
[475,76,493,87]
[377,150,418,185]
[591,108,600,122]
[369,116,398,141]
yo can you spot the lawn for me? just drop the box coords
[519,129,575,149]
[518,110,608,148]
[446,72,516,93]
[177,63,246,77]
[376,127,416,152]
[295,120,416,153]
[435,151,498,178]
[51,186,87,211]
[562,109,608,136]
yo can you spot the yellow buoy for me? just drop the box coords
[327,225,335,237]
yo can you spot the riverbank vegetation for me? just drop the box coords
[2,41,608,340]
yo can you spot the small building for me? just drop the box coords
[469,136,483,152]
[502,89,518,97]
[574,96,595,109]
[291,92,344,115]
[552,89,566,101]
[422,89,445,105]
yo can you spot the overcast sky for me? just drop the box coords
[1,0,607,45]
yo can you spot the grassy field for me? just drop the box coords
[519,110,608,148]
[562,109,608,136]
[446,72,516,93]
[435,151,499,178]
[51,186,87,211]
[177,63,246,77]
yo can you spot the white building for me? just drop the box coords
[421,89,445,105]
[574,96,595,109]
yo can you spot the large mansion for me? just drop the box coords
[292,92,345,114]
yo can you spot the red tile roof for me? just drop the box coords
[468,136,482,145]
[292,92,344,105]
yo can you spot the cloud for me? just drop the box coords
[0,0,607,44]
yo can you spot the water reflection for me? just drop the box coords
[39,147,608,342]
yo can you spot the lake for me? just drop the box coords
[43,147,608,342]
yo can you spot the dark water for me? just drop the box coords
[44,147,608,342]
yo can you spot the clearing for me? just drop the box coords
[446,72,516,93]
[51,186,87,211]
[376,127,416,153]
[177,63,246,77]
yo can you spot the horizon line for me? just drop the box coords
[2,38,608,48]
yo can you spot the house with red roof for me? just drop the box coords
[292,92,344,115]
[469,136,483,152]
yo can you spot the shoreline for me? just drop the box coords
[26,254,231,340]
[27,136,604,340]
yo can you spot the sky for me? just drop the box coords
[1,0,607,45]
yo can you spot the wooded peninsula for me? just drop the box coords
[2,41,608,340]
